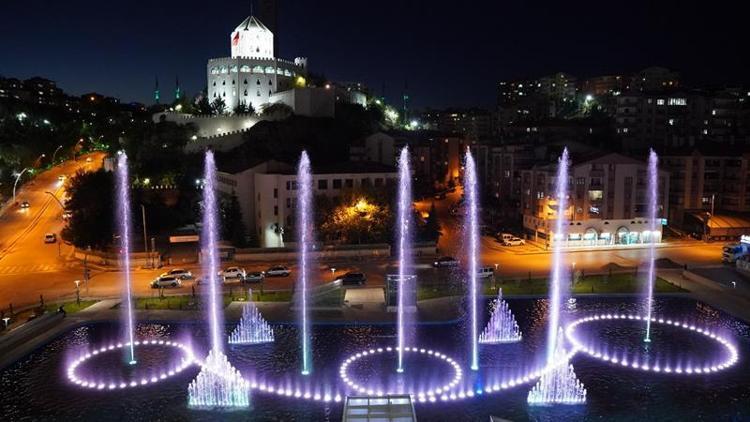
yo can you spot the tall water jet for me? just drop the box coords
[464,148,480,370]
[188,150,249,409]
[297,151,313,375]
[115,152,136,365]
[546,148,570,363]
[644,149,659,342]
[395,147,413,373]
[203,150,223,353]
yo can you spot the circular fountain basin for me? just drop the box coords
[339,346,463,399]
[565,313,739,374]
[67,339,196,390]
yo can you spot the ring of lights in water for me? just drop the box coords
[67,339,195,390]
[339,346,463,399]
[565,313,740,374]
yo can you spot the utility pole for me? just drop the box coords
[141,205,149,266]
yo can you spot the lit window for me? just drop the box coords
[656,99,665,106]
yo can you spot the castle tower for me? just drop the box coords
[230,15,274,58]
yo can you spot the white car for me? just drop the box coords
[161,268,193,280]
[151,275,182,288]
[502,237,526,246]
[219,267,246,280]
[44,233,57,244]
[265,266,291,277]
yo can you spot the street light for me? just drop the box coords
[51,145,63,164]
[74,279,81,306]
[12,167,31,201]
[2,317,9,329]
[331,267,336,281]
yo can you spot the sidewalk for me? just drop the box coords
[658,269,750,323]
[519,239,701,255]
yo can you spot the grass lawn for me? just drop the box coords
[419,272,685,300]
[49,300,98,314]
[134,290,293,310]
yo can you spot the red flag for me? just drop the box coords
[232,32,240,46]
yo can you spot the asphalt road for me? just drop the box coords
[0,161,726,310]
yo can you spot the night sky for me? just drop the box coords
[1,0,747,108]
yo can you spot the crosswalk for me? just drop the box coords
[0,263,76,275]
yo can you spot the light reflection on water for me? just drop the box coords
[0,296,748,421]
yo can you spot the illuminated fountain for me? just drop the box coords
[188,150,249,408]
[528,148,586,405]
[478,289,522,344]
[297,151,313,375]
[644,149,659,342]
[115,152,136,364]
[463,148,480,370]
[395,146,413,373]
[228,290,274,345]
[528,327,587,405]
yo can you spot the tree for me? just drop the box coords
[233,101,254,115]
[260,102,293,119]
[221,193,247,247]
[210,97,226,115]
[196,96,212,115]
[62,169,115,249]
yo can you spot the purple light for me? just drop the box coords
[547,148,570,363]
[565,313,739,374]
[396,147,413,373]
[115,153,136,364]
[644,149,659,342]
[464,148,480,370]
[202,151,223,353]
[66,340,195,389]
[297,151,313,375]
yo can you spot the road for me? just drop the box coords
[0,152,105,307]
[0,165,726,310]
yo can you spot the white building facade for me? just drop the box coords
[217,161,398,248]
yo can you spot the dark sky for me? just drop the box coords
[1,0,747,109]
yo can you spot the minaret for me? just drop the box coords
[175,76,181,101]
[154,76,160,104]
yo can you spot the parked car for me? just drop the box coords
[85,157,93,163]
[20,201,30,209]
[219,267,246,280]
[44,233,57,244]
[243,271,265,283]
[337,272,367,286]
[151,275,182,288]
[62,210,72,220]
[434,192,446,200]
[497,233,513,243]
[477,266,495,279]
[161,268,193,280]
[433,256,460,268]
[57,174,66,182]
[265,266,291,277]
[502,237,526,246]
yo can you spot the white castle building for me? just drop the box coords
[156,14,335,151]
[207,15,307,112]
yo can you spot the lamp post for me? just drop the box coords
[51,145,63,165]
[141,205,149,267]
[74,279,81,306]
[331,267,336,281]
[12,167,31,201]
[2,317,9,330]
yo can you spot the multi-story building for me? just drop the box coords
[0,76,68,107]
[579,75,628,96]
[497,72,578,127]
[216,159,397,248]
[520,152,669,247]
[419,108,495,139]
[630,67,680,93]
[662,147,750,227]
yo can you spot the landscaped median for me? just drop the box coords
[418,273,686,301]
